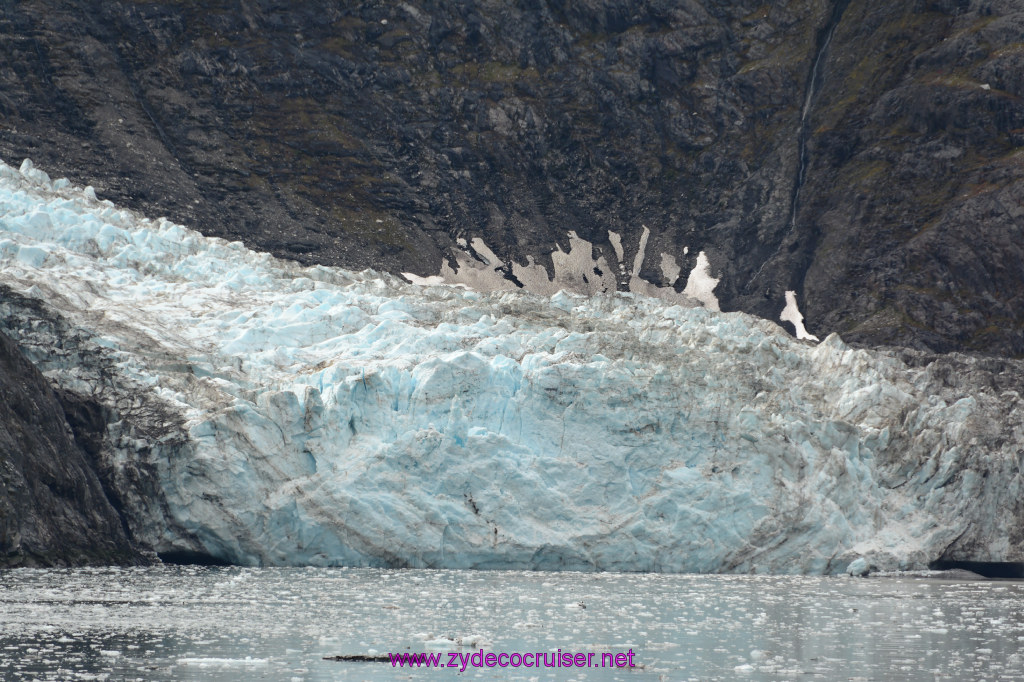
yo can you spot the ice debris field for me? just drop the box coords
[1,157,1022,573]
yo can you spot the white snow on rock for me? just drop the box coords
[681,251,721,312]
[1,157,1023,573]
[409,223,720,309]
[780,290,819,342]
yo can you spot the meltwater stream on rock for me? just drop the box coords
[1,567,1023,681]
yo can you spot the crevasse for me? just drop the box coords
[1,157,1022,573]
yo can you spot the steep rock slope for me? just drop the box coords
[794,0,1024,356]
[0,326,142,567]
[0,0,1020,355]
[2,159,1023,573]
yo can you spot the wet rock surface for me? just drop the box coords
[0,0,1020,355]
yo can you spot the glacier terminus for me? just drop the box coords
[1,157,1023,574]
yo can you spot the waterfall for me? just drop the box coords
[745,1,851,297]
[787,0,850,230]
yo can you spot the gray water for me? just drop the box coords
[1,567,1022,681]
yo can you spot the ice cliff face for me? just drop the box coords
[2,158,1023,573]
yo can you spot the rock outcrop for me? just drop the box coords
[0,327,142,567]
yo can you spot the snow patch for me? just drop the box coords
[659,252,681,285]
[780,290,819,342]
[608,230,625,263]
[681,251,721,312]
[410,223,721,310]
[630,224,651,278]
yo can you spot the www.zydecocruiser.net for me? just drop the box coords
[389,649,637,671]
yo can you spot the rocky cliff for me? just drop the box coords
[0,0,1021,356]
[0,324,142,567]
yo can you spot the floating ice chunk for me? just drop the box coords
[421,634,492,649]
[424,637,458,648]
[177,657,269,667]
[458,634,491,648]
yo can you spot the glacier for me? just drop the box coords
[1,156,1023,574]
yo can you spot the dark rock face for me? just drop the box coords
[0,329,142,567]
[794,0,1024,357]
[0,286,206,567]
[0,0,1021,355]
